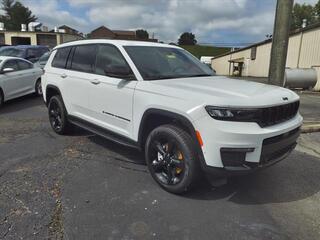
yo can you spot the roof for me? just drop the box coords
[90,26,135,36]
[112,30,136,36]
[0,56,31,62]
[1,45,49,49]
[58,25,78,32]
[54,39,180,50]
[213,21,320,60]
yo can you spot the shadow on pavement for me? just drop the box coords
[87,135,145,165]
[184,151,320,204]
[0,94,43,114]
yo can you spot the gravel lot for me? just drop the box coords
[0,95,320,240]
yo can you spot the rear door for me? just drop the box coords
[88,44,137,137]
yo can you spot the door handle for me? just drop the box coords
[90,79,101,85]
[60,74,67,78]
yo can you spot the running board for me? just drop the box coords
[68,115,140,150]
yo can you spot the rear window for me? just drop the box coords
[52,47,71,68]
[70,45,97,73]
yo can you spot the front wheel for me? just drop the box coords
[145,124,201,194]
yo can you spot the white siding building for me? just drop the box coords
[211,23,320,90]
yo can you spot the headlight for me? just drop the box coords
[205,106,261,122]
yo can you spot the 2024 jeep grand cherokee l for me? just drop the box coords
[42,40,303,194]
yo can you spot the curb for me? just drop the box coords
[301,123,320,133]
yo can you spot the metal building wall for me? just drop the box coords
[212,27,320,80]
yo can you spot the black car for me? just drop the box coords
[0,45,50,63]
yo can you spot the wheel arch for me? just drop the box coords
[45,84,62,106]
[138,108,206,169]
[138,108,198,147]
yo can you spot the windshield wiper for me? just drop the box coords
[185,74,213,78]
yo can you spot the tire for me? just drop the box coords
[145,124,201,194]
[35,79,42,96]
[0,89,4,108]
[48,95,71,135]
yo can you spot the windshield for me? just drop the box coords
[39,52,50,62]
[0,47,25,58]
[124,46,215,80]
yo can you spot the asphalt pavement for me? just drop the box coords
[0,95,320,240]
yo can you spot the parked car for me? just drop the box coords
[0,45,50,63]
[34,52,50,69]
[0,56,43,107]
[42,40,303,194]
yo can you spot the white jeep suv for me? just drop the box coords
[42,40,302,194]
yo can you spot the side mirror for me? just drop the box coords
[1,67,14,73]
[104,65,135,80]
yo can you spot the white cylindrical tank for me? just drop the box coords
[21,24,27,31]
[0,22,4,30]
[54,26,58,32]
[284,68,317,89]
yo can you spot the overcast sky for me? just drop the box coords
[20,0,319,47]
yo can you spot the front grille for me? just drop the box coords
[260,127,300,165]
[258,101,299,127]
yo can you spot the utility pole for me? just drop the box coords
[268,0,294,86]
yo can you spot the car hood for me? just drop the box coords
[144,76,299,107]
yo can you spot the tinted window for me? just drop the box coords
[71,45,97,73]
[52,47,71,68]
[27,48,42,58]
[0,47,25,58]
[2,60,19,71]
[17,60,33,70]
[95,44,132,76]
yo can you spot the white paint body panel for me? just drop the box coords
[42,40,303,169]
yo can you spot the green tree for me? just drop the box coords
[291,2,317,30]
[178,32,197,45]
[136,29,149,39]
[315,0,320,17]
[0,0,37,31]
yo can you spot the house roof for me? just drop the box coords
[113,30,136,36]
[90,26,135,36]
[58,25,78,32]
[213,21,320,60]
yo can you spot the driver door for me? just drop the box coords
[88,44,137,138]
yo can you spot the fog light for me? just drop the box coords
[220,148,254,167]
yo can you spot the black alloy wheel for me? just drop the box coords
[145,124,201,194]
[48,95,70,134]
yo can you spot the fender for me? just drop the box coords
[137,108,207,168]
[45,84,63,106]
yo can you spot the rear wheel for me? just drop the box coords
[145,124,201,194]
[35,79,42,96]
[48,95,71,134]
[0,89,3,108]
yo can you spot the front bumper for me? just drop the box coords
[193,113,303,177]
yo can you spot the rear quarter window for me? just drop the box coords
[51,47,71,68]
